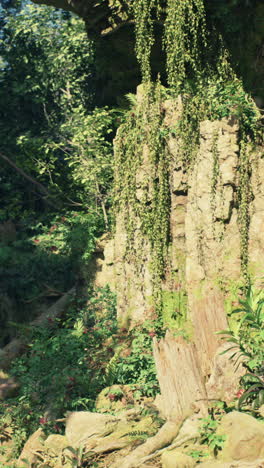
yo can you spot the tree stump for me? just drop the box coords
[153,331,208,420]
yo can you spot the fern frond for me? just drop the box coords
[125,93,137,108]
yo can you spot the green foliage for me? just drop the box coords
[187,449,207,462]
[118,0,262,288]
[164,0,207,91]
[115,82,170,304]
[0,287,117,454]
[0,210,99,315]
[130,0,207,90]
[204,0,264,102]
[129,0,264,103]
[220,286,264,372]
[200,78,261,130]
[0,3,118,225]
[59,106,121,226]
[32,210,100,265]
[238,373,264,412]
[220,286,264,410]
[1,4,94,114]
[0,2,119,348]
[113,321,162,397]
[131,0,159,82]
[199,415,226,456]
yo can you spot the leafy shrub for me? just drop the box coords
[220,286,264,372]
[0,287,117,454]
[219,286,264,411]
[113,322,162,398]
[0,209,101,331]
[199,414,226,456]
[238,373,264,411]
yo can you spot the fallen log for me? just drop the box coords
[0,287,75,370]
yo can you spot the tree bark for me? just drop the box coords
[153,331,208,421]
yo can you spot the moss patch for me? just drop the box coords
[161,289,187,329]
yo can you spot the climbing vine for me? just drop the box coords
[164,0,207,91]
[114,82,170,303]
[210,130,220,226]
[237,137,251,282]
[115,0,262,307]
[131,0,160,82]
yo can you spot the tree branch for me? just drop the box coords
[0,152,49,195]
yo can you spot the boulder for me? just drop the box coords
[172,413,201,446]
[161,449,196,468]
[96,385,133,413]
[0,371,20,399]
[206,342,245,403]
[259,405,264,418]
[217,411,264,462]
[17,428,45,467]
[44,434,69,455]
[95,414,157,452]
[66,409,159,455]
[65,411,119,447]
[199,460,264,467]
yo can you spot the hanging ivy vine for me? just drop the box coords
[114,82,170,303]
[115,0,261,302]
[131,0,159,82]
[164,0,207,91]
[237,136,252,282]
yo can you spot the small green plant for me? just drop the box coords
[121,430,149,441]
[199,415,226,456]
[186,448,209,462]
[238,373,264,411]
[65,445,85,468]
[219,286,264,372]
[219,285,264,411]
[113,321,162,398]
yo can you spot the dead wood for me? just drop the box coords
[153,331,208,421]
[0,287,75,370]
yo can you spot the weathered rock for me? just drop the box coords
[95,385,135,413]
[110,417,191,468]
[94,237,116,291]
[199,460,264,468]
[172,414,201,447]
[65,411,119,447]
[44,434,69,455]
[206,342,245,403]
[217,411,264,462]
[18,428,45,467]
[92,95,263,415]
[0,371,19,399]
[65,409,159,457]
[93,415,157,454]
[161,450,196,468]
[258,405,264,418]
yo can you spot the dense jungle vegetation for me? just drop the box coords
[0,0,263,466]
